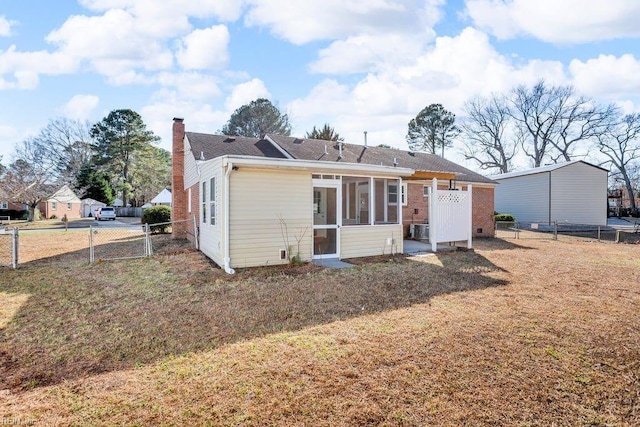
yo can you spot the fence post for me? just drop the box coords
[145,223,153,256]
[597,226,601,242]
[515,222,520,239]
[12,227,18,269]
[89,225,94,263]
[553,221,558,240]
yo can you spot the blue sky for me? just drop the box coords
[1,0,639,170]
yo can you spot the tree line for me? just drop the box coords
[405,80,640,212]
[0,109,171,221]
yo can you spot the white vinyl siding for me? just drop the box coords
[494,161,608,225]
[550,162,607,225]
[198,158,224,267]
[229,168,313,268]
[340,225,403,258]
[183,135,200,189]
[495,172,549,222]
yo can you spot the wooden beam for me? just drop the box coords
[404,170,456,181]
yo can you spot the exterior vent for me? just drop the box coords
[293,138,303,144]
[223,137,235,143]
[199,151,205,160]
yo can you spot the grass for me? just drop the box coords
[0,235,639,425]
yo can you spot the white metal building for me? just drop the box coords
[492,161,608,225]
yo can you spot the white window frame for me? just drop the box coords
[401,183,408,206]
[388,182,398,206]
[209,177,216,226]
[201,181,207,224]
[423,185,429,197]
[67,203,72,210]
[51,201,57,210]
[0,201,8,210]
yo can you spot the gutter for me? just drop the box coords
[223,160,235,274]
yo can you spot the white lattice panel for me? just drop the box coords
[437,191,467,204]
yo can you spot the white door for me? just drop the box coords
[313,184,339,258]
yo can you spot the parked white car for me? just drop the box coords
[94,206,116,221]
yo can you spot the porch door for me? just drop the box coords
[313,184,339,258]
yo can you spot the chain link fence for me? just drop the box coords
[495,221,619,242]
[0,227,18,268]
[89,218,198,262]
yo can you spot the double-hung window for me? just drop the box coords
[201,181,207,224]
[209,177,216,225]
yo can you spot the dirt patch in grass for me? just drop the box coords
[1,236,639,425]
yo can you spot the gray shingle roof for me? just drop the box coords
[267,134,495,184]
[184,131,494,184]
[186,132,287,160]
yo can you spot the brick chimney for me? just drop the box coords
[172,117,186,238]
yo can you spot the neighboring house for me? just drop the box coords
[150,188,172,206]
[172,118,496,272]
[0,188,28,216]
[81,198,107,218]
[492,161,608,225]
[39,185,82,219]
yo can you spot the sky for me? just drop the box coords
[1,0,640,171]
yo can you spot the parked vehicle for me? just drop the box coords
[94,206,116,221]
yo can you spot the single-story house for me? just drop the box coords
[81,198,107,218]
[0,188,27,217]
[39,185,82,219]
[491,160,608,225]
[150,188,172,206]
[172,118,496,272]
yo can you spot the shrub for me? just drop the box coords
[142,205,172,233]
[495,213,516,222]
[49,214,58,220]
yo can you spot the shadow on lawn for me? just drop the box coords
[0,240,509,392]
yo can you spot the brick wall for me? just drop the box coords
[402,183,429,236]
[402,182,495,238]
[471,186,495,237]
[172,118,187,238]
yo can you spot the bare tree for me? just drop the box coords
[551,98,616,163]
[597,112,640,211]
[510,81,569,167]
[509,80,608,167]
[461,94,517,173]
[2,139,59,221]
[28,118,94,190]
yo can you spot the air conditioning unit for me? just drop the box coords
[411,223,429,241]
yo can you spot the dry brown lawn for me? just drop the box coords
[0,234,639,425]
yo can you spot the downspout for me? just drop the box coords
[224,161,235,274]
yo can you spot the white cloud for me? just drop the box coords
[46,9,174,80]
[62,94,100,120]
[224,78,271,111]
[465,0,640,43]
[570,54,640,99]
[245,0,443,45]
[310,33,427,74]
[79,0,244,22]
[154,72,222,101]
[0,16,16,37]
[176,25,230,70]
[289,27,569,150]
